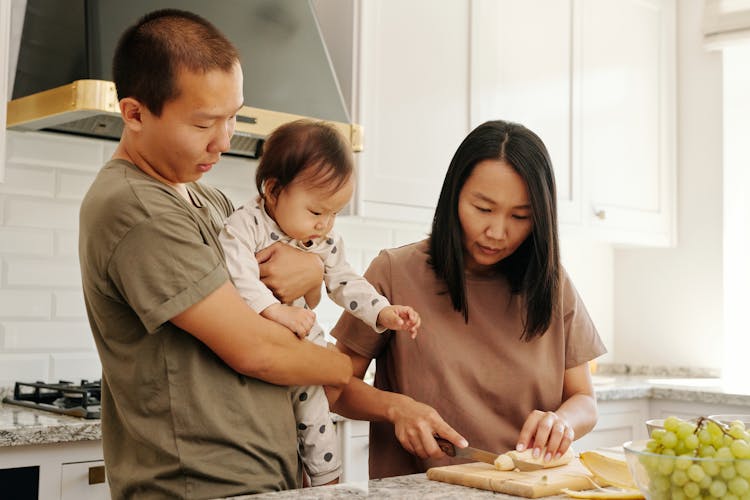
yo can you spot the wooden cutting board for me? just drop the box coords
[427,459,595,498]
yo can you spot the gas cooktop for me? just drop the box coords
[2,380,101,419]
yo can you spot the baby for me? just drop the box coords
[218,119,421,486]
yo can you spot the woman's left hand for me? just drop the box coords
[516,410,575,462]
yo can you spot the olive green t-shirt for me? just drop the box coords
[332,240,607,479]
[79,159,299,499]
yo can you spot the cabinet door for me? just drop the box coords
[61,460,110,500]
[575,399,650,451]
[356,0,471,222]
[578,0,676,245]
[471,0,581,225]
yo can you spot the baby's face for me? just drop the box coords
[267,175,354,244]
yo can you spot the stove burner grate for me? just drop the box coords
[2,380,101,419]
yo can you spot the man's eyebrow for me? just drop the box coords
[193,104,244,119]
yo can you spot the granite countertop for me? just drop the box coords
[224,473,571,499]
[3,372,750,448]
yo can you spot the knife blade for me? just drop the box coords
[435,437,544,471]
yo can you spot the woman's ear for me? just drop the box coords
[119,98,144,132]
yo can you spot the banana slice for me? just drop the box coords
[579,451,637,489]
[560,487,644,499]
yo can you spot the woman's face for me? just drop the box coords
[458,159,534,274]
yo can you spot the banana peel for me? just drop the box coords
[578,450,637,489]
[561,487,644,499]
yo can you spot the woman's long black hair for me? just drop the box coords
[428,120,560,341]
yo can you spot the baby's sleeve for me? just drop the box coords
[321,233,389,332]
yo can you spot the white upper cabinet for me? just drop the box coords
[354,0,471,223]
[471,0,580,225]
[472,0,676,246]
[578,0,676,246]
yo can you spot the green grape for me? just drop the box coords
[698,428,713,444]
[672,469,689,486]
[675,455,694,470]
[652,429,667,441]
[684,434,700,450]
[664,416,682,432]
[678,421,697,439]
[713,433,727,448]
[732,439,750,459]
[652,473,672,492]
[647,438,660,452]
[707,421,724,436]
[682,480,700,498]
[726,494,741,500]
[702,459,721,477]
[709,478,728,497]
[736,460,750,478]
[723,464,739,480]
[663,431,679,448]
[670,488,687,500]
[658,455,675,474]
[699,472,713,489]
[687,463,706,482]
[717,447,735,461]
[700,444,717,457]
[730,477,750,495]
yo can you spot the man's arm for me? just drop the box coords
[171,280,352,386]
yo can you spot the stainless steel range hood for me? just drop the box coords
[6,0,362,158]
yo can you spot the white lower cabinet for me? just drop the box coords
[575,399,651,451]
[336,418,369,483]
[60,460,108,500]
[0,440,108,500]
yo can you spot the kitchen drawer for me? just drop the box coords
[61,460,109,500]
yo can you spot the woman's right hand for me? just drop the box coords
[388,395,468,459]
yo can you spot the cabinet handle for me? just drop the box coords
[88,465,106,485]
[594,209,606,220]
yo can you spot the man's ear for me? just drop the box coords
[119,98,145,132]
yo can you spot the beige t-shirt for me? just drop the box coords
[332,240,606,479]
[79,160,300,499]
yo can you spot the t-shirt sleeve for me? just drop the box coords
[561,269,607,368]
[108,211,230,333]
[331,249,394,359]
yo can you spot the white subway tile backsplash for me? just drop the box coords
[54,291,87,319]
[0,290,51,318]
[4,197,79,230]
[0,228,54,255]
[49,353,101,382]
[334,219,393,249]
[57,170,97,201]
[7,131,105,171]
[5,257,81,287]
[0,165,55,197]
[1,322,95,351]
[0,354,50,386]
[55,231,79,258]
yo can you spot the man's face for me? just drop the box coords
[138,61,244,185]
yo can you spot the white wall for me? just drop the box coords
[612,1,724,370]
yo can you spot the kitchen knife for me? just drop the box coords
[435,437,544,471]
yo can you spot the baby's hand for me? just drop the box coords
[377,305,421,339]
[261,304,315,339]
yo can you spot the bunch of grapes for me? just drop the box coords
[639,416,750,500]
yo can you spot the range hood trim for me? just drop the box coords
[7,79,363,153]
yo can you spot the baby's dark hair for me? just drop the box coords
[256,120,354,200]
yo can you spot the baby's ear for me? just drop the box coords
[262,178,279,201]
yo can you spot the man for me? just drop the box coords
[78,9,352,499]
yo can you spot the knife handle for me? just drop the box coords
[435,437,456,457]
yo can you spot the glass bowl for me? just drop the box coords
[623,439,750,500]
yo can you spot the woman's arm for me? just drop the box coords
[332,343,468,459]
[515,362,597,461]
[256,242,324,306]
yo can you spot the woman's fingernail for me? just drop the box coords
[460,439,468,447]
[555,452,561,460]
[516,443,525,451]
[532,448,540,458]
[545,452,552,462]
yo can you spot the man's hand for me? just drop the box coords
[377,305,421,339]
[256,242,324,304]
[261,303,315,339]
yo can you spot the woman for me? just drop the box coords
[329,120,607,478]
